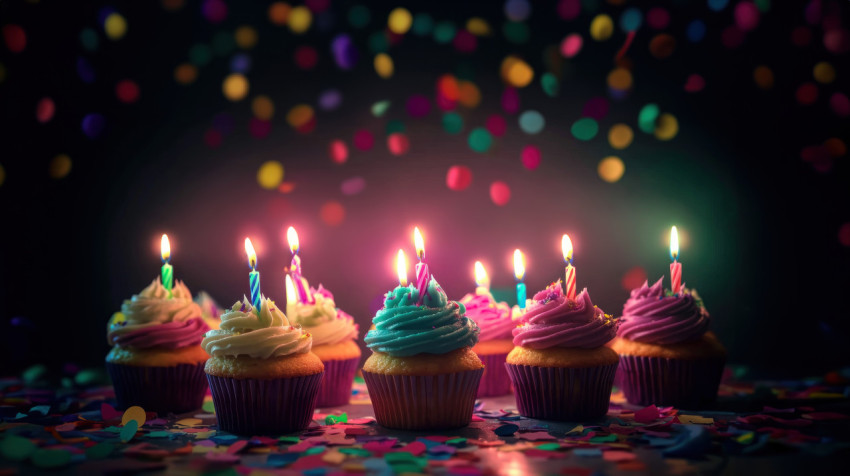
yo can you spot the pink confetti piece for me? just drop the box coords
[204,452,239,463]
[470,415,485,422]
[516,432,555,441]
[763,406,796,414]
[226,440,248,454]
[346,417,376,425]
[525,449,567,459]
[396,441,427,456]
[363,440,398,455]
[100,403,121,421]
[634,405,661,423]
[55,422,76,432]
[603,450,636,462]
[289,454,327,470]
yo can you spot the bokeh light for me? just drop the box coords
[500,56,534,88]
[286,104,315,132]
[649,34,676,59]
[115,80,140,103]
[813,62,836,84]
[288,6,312,34]
[590,14,614,41]
[329,139,348,164]
[457,81,481,108]
[560,33,583,58]
[319,201,345,226]
[621,266,647,291]
[388,8,412,35]
[353,129,374,151]
[341,176,366,196]
[48,154,72,179]
[520,145,541,170]
[3,25,27,53]
[608,124,634,149]
[257,161,284,190]
[796,82,818,105]
[638,103,660,133]
[489,181,511,206]
[442,112,464,134]
[405,95,431,118]
[222,73,249,101]
[486,114,507,137]
[348,5,370,29]
[501,87,520,114]
[654,113,679,140]
[252,95,274,120]
[81,113,106,138]
[468,127,493,153]
[174,63,198,85]
[839,223,850,247]
[268,2,291,25]
[35,98,55,124]
[607,67,633,91]
[571,117,599,141]
[374,53,393,78]
[518,110,545,134]
[753,65,774,90]
[104,13,127,40]
[235,26,258,49]
[446,165,472,191]
[387,133,410,156]
[598,156,625,183]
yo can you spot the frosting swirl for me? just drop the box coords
[286,282,359,347]
[365,278,479,357]
[512,281,617,349]
[617,278,709,345]
[107,278,208,349]
[202,296,312,359]
[459,287,515,341]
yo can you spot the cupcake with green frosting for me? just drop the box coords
[363,278,483,430]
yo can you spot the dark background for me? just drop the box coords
[1,0,848,376]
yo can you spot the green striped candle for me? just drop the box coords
[161,234,173,293]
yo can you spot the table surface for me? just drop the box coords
[1,369,849,475]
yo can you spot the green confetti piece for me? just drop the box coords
[385,451,417,462]
[325,413,348,425]
[339,447,372,457]
[202,400,216,414]
[442,112,464,134]
[536,443,561,451]
[468,127,493,153]
[305,446,325,455]
[446,438,467,446]
[279,436,301,445]
[371,100,391,117]
[541,73,559,97]
[589,434,617,443]
[571,117,599,141]
[85,442,116,460]
[145,431,172,438]
[120,420,139,443]
[353,376,365,383]
[22,364,46,383]
[31,449,71,469]
[638,103,660,134]
[0,435,37,461]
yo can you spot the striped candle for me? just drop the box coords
[160,234,173,294]
[245,238,262,313]
[562,235,575,300]
[514,249,527,309]
[670,226,682,294]
[413,227,429,305]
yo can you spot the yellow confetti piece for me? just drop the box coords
[498,442,537,452]
[192,430,216,439]
[322,450,346,464]
[175,418,202,427]
[566,425,584,435]
[342,463,366,472]
[736,432,754,444]
[654,113,679,141]
[121,406,146,427]
[678,414,714,425]
[590,14,614,41]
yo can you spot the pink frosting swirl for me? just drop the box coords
[108,318,210,349]
[617,278,709,345]
[512,282,617,349]
[459,288,515,341]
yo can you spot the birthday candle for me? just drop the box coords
[287,226,311,304]
[562,234,576,300]
[160,234,173,294]
[245,238,262,312]
[413,227,430,305]
[474,260,490,293]
[514,249,527,309]
[670,226,682,295]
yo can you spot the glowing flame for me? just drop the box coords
[245,238,257,269]
[474,261,490,289]
[397,249,408,286]
[670,226,679,261]
[561,234,573,264]
[161,234,171,262]
[413,226,425,260]
[513,249,525,281]
[285,274,295,305]
[287,226,299,254]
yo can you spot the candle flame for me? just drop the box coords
[285,274,296,305]
[287,226,299,254]
[245,238,257,269]
[670,226,679,261]
[474,261,490,288]
[413,227,425,260]
[397,249,408,286]
[161,234,171,262]
[561,234,573,264]
[513,249,525,281]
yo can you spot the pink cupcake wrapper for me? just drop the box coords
[207,372,323,435]
[316,357,360,407]
[505,362,618,421]
[105,361,207,414]
[362,368,483,430]
[618,355,726,408]
[476,352,512,398]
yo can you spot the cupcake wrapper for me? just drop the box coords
[618,355,726,408]
[363,368,483,430]
[316,357,360,407]
[505,363,618,421]
[106,362,207,414]
[476,352,512,398]
[206,372,323,435]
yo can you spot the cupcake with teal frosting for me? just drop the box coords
[286,277,360,407]
[363,278,483,430]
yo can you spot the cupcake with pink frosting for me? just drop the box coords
[459,287,516,397]
[506,281,619,420]
[610,278,726,408]
[105,278,210,413]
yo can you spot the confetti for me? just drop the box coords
[121,406,147,427]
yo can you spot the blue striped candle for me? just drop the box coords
[245,238,262,314]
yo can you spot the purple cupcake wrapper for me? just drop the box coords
[618,355,726,408]
[476,352,512,397]
[207,372,323,435]
[106,361,207,414]
[505,362,618,421]
[316,357,360,407]
[363,368,483,430]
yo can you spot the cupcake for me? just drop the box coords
[286,277,360,407]
[105,278,210,414]
[610,278,726,408]
[506,281,619,421]
[203,296,324,435]
[363,278,483,430]
[459,287,516,397]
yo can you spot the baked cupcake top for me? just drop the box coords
[364,277,479,357]
[286,280,359,347]
[202,296,312,359]
[459,288,515,341]
[617,277,709,345]
[195,291,223,330]
[512,281,617,349]
[107,278,209,350]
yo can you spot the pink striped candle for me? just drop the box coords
[562,234,576,300]
[413,227,430,306]
[287,227,312,304]
[670,226,682,294]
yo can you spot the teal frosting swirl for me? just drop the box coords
[364,278,480,357]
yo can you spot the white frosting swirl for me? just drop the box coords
[202,296,313,359]
[108,278,203,343]
[286,282,358,347]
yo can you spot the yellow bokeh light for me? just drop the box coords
[598,156,625,183]
[257,161,284,190]
[268,2,291,25]
[753,65,773,90]
[222,73,249,101]
[466,17,491,36]
[458,81,481,108]
[654,113,679,141]
[608,124,634,149]
[501,56,534,88]
[252,95,275,120]
[235,25,259,49]
[48,154,72,179]
[287,6,312,34]
[813,61,836,84]
[590,14,614,41]
[174,63,198,85]
[387,7,412,34]
[286,104,314,128]
[104,13,128,40]
[374,53,394,79]
[607,67,633,90]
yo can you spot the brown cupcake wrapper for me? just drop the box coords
[106,361,207,414]
[505,362,618,421]
[362,368,483,430]
[316,356,360,407]
[618,355,725,408]
[476,352,512,397]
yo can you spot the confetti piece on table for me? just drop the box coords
[175,418,203,427]
[603,450,637,462]
[517,431,556,441]
[121,406,146,427]
[574,448,603,457]
[678,415,714,425]
[100,403,122,420]
[635,405,661,423]
[31,449,72,469]
[120,420,138,443]
[0,435,36,461]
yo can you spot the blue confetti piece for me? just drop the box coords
[29,405,50,415]
[662,425,711,457]
[574,448,602,457]
[211,434,239,445]
[414,438,441,449]
[119,420,138,443]
[494,424,519,436]
[266,453,300,468]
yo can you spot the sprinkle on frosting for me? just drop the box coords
[512,281,617,349]
[286,281,359,347]
[364,277,480,357]
[202,296,312,359]
[459,287,515,341]
[617,277,710,345]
